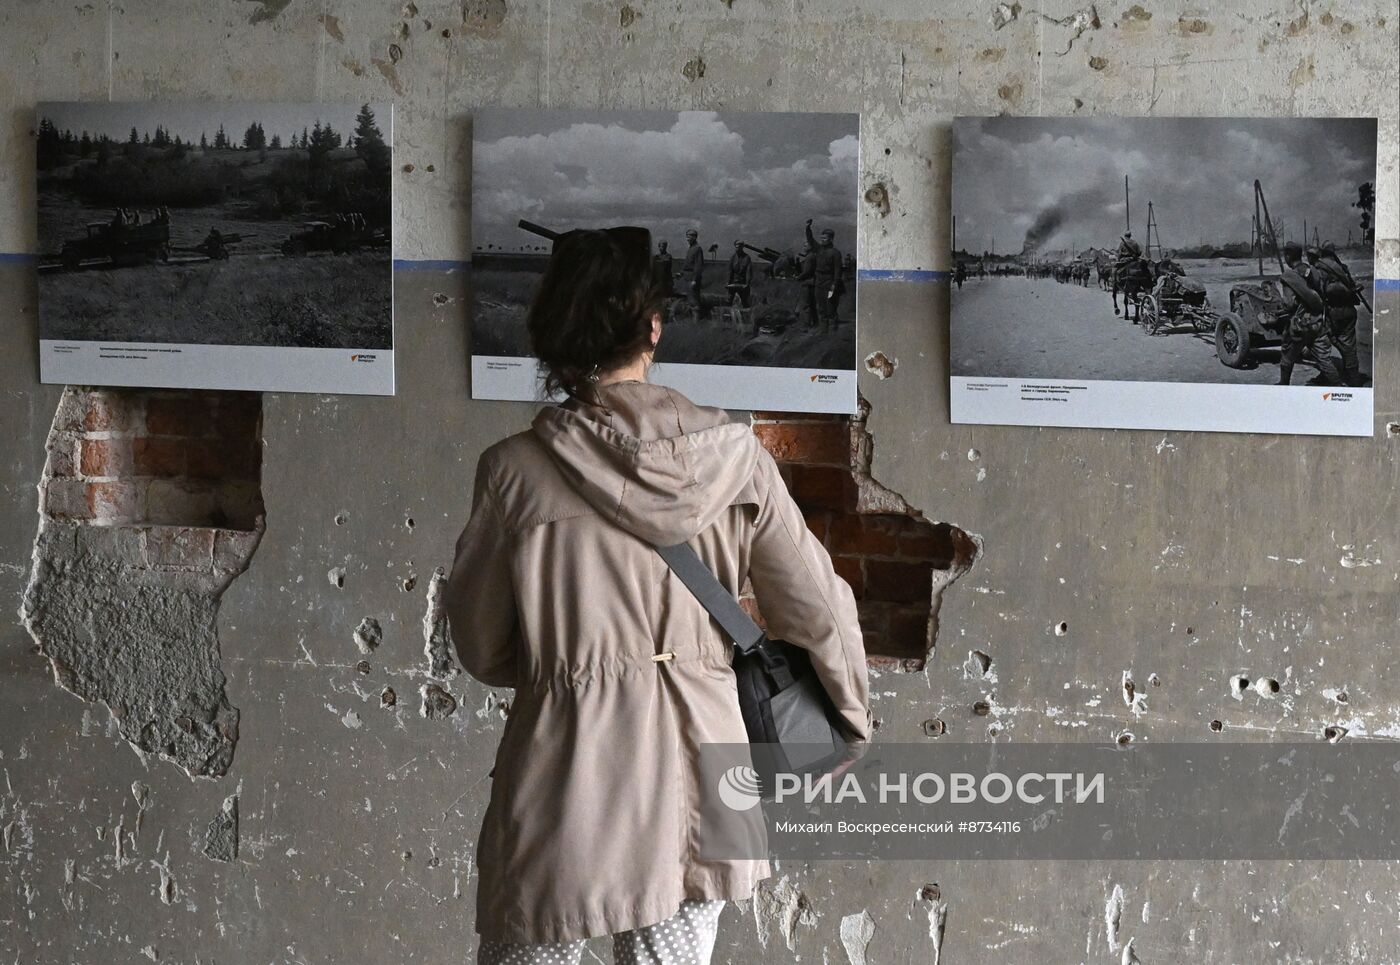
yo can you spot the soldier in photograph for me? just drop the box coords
[652,240,674,298]
[1307,244,1367,386]
[797,239,819,330]
[726,240,753,309]
[681,228,708,319]
[805,220,844,334]
[1277,243,1343,387]
[1116,230,1141,261]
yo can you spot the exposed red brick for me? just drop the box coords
[787,465,856,512]
[226,440,263,479]
[864,559,935,604]
[86,481,143,521]
[895,522,957,564]
[145,394,211,437]
[752,421,850,466]
[831,555,864,596]
[213,393,262,440]
[186,441,246,480]
[828,514,902,556]
[79,438,131,478]
[132,437,188,477]
[83,393,134,432]
[886,606,932,658]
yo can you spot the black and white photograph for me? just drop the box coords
[471,108,859,413]
[37,102,394,394]
[951,116,1377,436]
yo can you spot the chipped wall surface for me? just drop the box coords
[2,2,1399,963]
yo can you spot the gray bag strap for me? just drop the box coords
[655,542,764,654]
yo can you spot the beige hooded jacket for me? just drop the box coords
[445,381,870,944]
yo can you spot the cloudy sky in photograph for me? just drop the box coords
[472,109,858,255]
[953,116,1377,256]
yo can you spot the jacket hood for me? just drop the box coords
[531,381,761,546]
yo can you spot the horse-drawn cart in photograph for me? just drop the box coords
[1139,267,1215,337]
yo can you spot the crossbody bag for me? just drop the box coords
[655,540,856,788]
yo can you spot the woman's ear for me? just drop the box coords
[650,311,662,347]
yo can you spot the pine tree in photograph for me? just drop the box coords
[353,103,390,174]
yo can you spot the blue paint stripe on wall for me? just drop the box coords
[5,251,1400,287]
[392,258,467,272]
[858,268,950,282]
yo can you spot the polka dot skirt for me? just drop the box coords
[478,900,726,965]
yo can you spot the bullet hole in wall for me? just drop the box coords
[972,699,991,716]
[354,617,383,654]
[1254,677,1280,697]
[923,717,946,737]
[964,649,993,679]
[329,567,346,588]
[864,351,898,380]
[1117,731,1134,745]
[1324,725,1348,743]
[421,683,458,719]
[1054,621,1069,636]
[864,183,891,217]
[335,511,348,526]
[201,795,239,863]
[1209,719,1224,732]
[381,687,397,707]
[356,660,371,674]
[920,883,942,902]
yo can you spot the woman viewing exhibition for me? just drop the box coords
[444,225,871,965]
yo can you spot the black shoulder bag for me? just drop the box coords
[656,542,857,788]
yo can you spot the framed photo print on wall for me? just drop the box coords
[36,101,395,395]
[470,108,861,414]
[950,116,1377,437]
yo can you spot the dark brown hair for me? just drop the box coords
[527,227,662,401]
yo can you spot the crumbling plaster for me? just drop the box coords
[1,1,1398,963]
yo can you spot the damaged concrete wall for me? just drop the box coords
[1,2,1397,963]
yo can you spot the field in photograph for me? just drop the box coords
[40,251,391,349]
